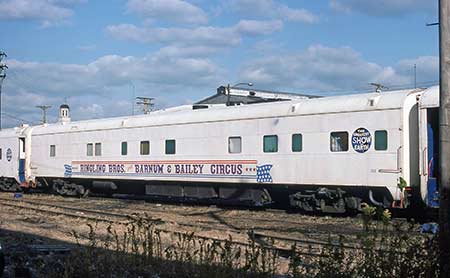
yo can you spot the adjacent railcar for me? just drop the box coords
[0,86,441,212]
[0,126,28,191]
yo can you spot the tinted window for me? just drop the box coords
[263,135,278,153]
[228,137,242,154]
[50,145,56,157]
[375,130,388,151]
[292,134,303,152]
[121,142,128,156]
[330,132,349,152]
[140,141,150,155]
[165,139,176,155]
[87,143,93,156]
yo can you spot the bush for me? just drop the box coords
[288,205,439,278]
[42,206,439,278]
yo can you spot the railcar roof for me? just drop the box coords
[420,86,439,108]
[0,126,27,138]
[29,86,437,135]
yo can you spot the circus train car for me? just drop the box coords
[0,125,30,192]
[0,86,441,213]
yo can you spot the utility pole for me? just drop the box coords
[414,64,417,89]
[136,97,154,114]
[129,81,135,116]
[0,52,8,131]
[439,0,450,275]
[36,105,52,124]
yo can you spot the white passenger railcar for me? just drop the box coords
[0,126,29,191]
[0,86,441,212]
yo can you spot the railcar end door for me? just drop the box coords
[419,107,439,207]
[18,137,26,184]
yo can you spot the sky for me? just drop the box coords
[0,0,440,127]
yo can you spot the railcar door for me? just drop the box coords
[419,107,439,207]
[18,137,26,184]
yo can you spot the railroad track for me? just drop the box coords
[7,193,364,238]
[0,197,335,255]
[0,193,415,241]
[0,194,420,261]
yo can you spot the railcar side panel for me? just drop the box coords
[30,107,403,201]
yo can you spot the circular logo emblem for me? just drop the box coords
[352,128,372,153]
[6,148,12,162]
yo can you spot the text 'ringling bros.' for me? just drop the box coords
[71,160,260,178]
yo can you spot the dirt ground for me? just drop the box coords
[0,192,374,277]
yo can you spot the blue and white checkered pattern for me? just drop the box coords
[256,164,273,183]
[64,164,73,178]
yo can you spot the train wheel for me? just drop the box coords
[0,179,20,192]
[53,179,88,197]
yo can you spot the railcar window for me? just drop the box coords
[87,143,93,156]
[330,132,349,152]
[263,135,278,153]
[95,143,102,156]
[0,148,2,160]
[292,134,303,152]
[50,145,56,157]
[121,142,128,156]
[375,130,388,151]
[228,137,242,154]
[166,140,176,155]
[140,141,150,155]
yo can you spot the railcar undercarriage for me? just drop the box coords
[289,187,362,213]
[0,178,20,192]
[37,178,274,207]
[2,177,400,214]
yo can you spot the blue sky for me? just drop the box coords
[0,0,440,126]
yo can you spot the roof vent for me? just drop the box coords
[368,96,381,107]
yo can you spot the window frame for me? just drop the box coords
[121,142,128,156]
[140,141,150,155]
[228,136,242,154]
[165,139,176,155]
[95,143,102,156]
[374,130,388,151]
[330,131,349,152]
[292,133,303,152]
[263,135,278,153]
[87,143,93,157]
[50,145,56,157]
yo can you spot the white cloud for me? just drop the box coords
[330,0,436,16]
[106,19,283,48]
[155,45,226,57]
[106,24,240,46]
[395,56,439,85]
[0,0,86,26]
[1,46,438,127]
[1,53,224,126]
[235,20,283,36]
[126,0,208,25]
[239,45,438,94]
[225,0,319,23]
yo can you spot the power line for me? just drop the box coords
[0,51,7,131]
[0,112,30,124]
